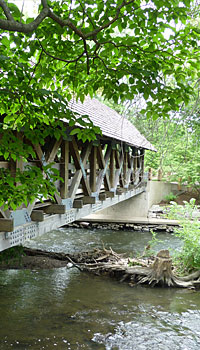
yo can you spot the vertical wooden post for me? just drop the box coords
[123,147,128,187]
[140,149,145,182]
[109,149,115,189]
[157,169,162,181]
[90,145,97,193]
[148,168,152,181]
[133,148,137,183]
[60,140,69,199]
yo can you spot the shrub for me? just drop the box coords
[164,192,177,203]
[166,199,200,272]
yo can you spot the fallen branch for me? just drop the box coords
[2,247,200,289]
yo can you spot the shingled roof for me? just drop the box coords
[68,97,156,151]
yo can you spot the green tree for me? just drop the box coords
[129,100,200,194]
[0,0,200,209]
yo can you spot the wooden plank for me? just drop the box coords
[89,146,97,192]
[105,191,115,198]
[34,144,44,161]
[123,149,128,187]
[0,161,9,169]
[33,201,52,209]
[99,193,106,201]
[60,140,69,199]
[96,144,111,193]
[0,206,11,219]
[126,153,134,186]
[73,199,83,208]
[116,188,127,194]
[27,200,37,215]
[109,149,115,188]
[133,148,137,183]
[70,139,91,197]
[0,218,14,232]
[31,210,44,222]
[43,204,66,214]
[68,142,92,201]
[140,150,145,181]
[114,151,124,188]
[46,137,62,163]
[83,196,96,205]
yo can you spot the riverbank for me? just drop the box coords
[69,218,177,233]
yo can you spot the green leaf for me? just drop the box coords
[1,37,10,49]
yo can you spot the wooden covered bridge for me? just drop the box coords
[0,97,155,251]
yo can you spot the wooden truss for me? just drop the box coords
[0,132,145,230]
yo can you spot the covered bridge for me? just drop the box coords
[0,97,155,251]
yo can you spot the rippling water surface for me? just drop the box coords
[0,227,200,350]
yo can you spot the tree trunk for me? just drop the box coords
[139,250,175,287]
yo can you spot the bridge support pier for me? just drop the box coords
[83,181,180,222]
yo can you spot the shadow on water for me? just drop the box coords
[0,227,200,350]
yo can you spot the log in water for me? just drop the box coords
[2,247,200,289]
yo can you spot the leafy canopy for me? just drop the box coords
[0,0,199,209]
[0,0,199,118]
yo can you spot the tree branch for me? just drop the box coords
[84,0,136,39]
[0,6,49,33]
[0,0,13,20]
[38,39,85,63]
[0,0,135,40]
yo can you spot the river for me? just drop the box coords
[0,227,200,350]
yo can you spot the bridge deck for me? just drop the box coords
[0,184,146,251]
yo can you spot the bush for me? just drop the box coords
[166,199,200,272]
[164,192,177,203]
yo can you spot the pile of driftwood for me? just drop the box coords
[21,247,200,289]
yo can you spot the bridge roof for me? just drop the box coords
[68,97,156,151]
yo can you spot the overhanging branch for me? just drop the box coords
[0,0,135,39]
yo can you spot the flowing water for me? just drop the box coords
[0,227,200,350]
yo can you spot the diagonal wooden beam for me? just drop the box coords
[96,144,111,193]
[69,139,91,197]
[123,148,128,188]
[126,151,134,187]
[114,150,124,188]
[139,149,145,182]
[89,145,97,193]
[60,140,69,199]
[34,143,44,162]
[132,148,137,183]
[68,142,92,201]
[28,140,63,213]
[0,206,11,219]
[109,149,115,189]
[46,137,62,163]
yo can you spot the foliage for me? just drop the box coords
[129,106,200,193]
[164,192,177,203]
[166,199,200,272]
[0,0,200,210]
[0,164,62,210]
[0,245,25,265]
[0,0,199,118]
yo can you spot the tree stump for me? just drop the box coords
[139,250,175,287]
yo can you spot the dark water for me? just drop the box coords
[0,227,200,350]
